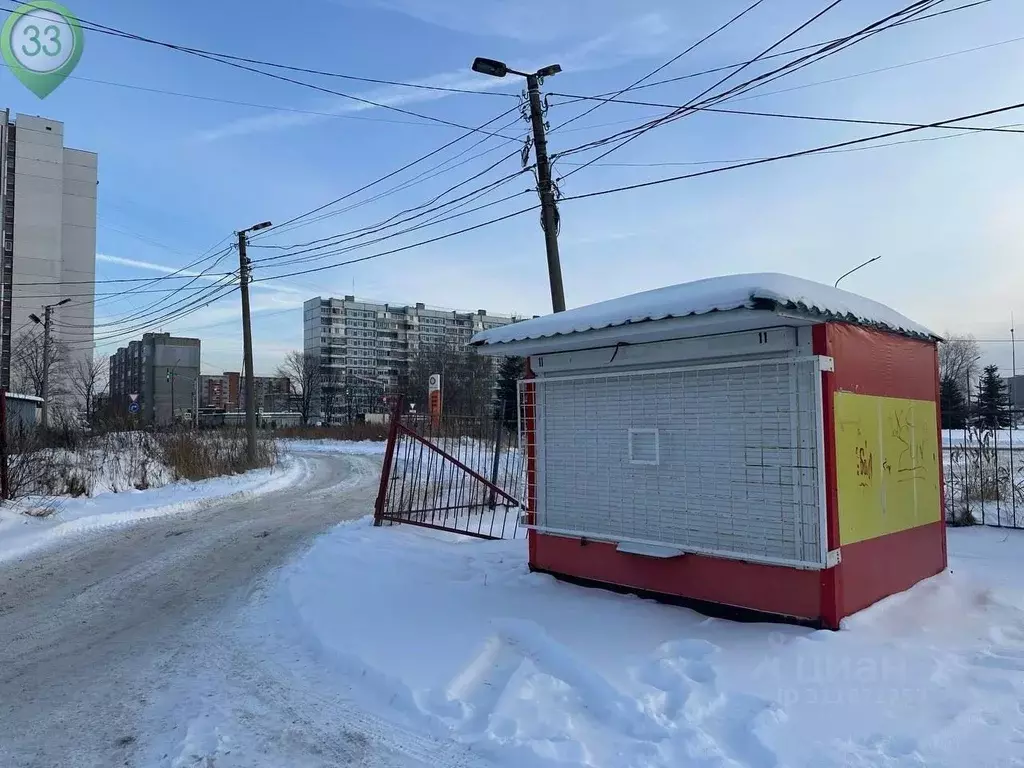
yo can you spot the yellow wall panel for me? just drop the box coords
[834,392,941,546]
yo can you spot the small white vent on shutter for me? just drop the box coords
[628,428,660,465]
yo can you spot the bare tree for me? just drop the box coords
[939,335,982,390]
[67,355,108,425]
[404,342,495,417]
[277,350,320,426]
[11,331,67,400]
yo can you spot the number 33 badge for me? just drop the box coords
[2,1,83,98]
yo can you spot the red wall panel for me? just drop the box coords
[841,521,947,615]
[826,323,939,401]
[533,534,823,622]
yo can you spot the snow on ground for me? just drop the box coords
[0,454,308,565]
[252,522,1024,768]
[278,438,388,455]
[943,429,1024,447]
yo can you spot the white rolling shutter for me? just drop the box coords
[533,357,825,568]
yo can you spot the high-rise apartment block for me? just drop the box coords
[0,111,97,390]
[108,333,201,425]
[303,296,519,419]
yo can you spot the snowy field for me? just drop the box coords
[943,429,1024,447]
[250,521,1024,768]
[0,454,308,565]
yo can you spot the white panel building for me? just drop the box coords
[0,110,98,394]
[303,295,521,421]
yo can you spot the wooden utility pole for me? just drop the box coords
[471,58,565,313]
[525,73,565,313]
[236,221,271,464]
[238,231,257,464]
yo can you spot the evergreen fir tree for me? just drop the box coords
[974,364,1011,428]
[495,356,524,428]
[940,374,967,429]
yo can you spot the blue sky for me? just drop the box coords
[2,0,1023,376]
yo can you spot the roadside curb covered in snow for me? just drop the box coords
[0,454,308,566]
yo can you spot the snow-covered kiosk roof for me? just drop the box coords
[471,272,937,355]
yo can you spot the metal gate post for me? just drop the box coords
[373,395,404,526]
[487,411,503,510]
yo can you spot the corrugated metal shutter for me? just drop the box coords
[535,357,824,567]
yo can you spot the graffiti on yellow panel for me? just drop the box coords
[834,392,940,546]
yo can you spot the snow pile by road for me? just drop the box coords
[254,522,1024,768]
[0,454,308,565]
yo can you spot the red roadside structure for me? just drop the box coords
[470,273,946,629]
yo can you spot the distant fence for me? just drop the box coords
[943,411,1024,528]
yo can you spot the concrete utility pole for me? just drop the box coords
[29,297,70,430]
[237,221,272,464]
[472,58,566,313]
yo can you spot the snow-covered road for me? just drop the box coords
[0,449,440,768]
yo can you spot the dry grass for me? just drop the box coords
[276,423,390,442]
[156,430,278,482]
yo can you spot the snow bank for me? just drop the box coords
[472,272,935,346]
[256,521,1024,767]
[0,454,307,565]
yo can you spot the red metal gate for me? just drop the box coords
[373,398,526,539]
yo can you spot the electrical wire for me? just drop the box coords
[553,0,946,177]
[584,0,994,97]
[251,205,539,283]
[547,95,1024,135]
[252,103,523,239]
[0,5,517,99]
[258,111,527,240]
[0,4,519,139]
[551,0,770,134]
[251,160,531,265]
[556,99,1024,203]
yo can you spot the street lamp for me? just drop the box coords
[29,297,72,429]
[835,256,882,288]
[471,58,562,80]
[471,57,566,313]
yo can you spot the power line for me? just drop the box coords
[258,111,527,240]
[551,0,770,134]
[557,99,1024,203]
[547,95,1024,135]
[253,103,523,238]
[11,6,517,99]
[251,205,539,283]
[0,4,520,139]
[588,0,995,96]
[254,188,533,275]
[553,0,948,176]
[251,161,531,266]
[555,120,1024,167]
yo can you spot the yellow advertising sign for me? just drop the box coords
[834,392,941,546]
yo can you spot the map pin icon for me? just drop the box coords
[2,1,83,99]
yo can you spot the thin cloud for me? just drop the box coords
[194,70,516,143]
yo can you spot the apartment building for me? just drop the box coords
[303,295,519,420]
[199,371,292,413]
[109,333,201,425]
[0,111,98,392]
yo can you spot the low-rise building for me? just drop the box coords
[109,333,200,425]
